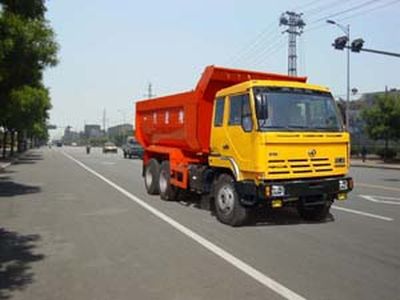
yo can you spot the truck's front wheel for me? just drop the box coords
[214,174,249,226]
[159,161,178,201]
[144,159,160,195]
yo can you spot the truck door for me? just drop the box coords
[211,93,256,177]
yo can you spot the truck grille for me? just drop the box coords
[267,158,333,175]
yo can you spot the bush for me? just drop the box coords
[376,148,398,160]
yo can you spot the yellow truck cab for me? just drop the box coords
[209,79,353,223]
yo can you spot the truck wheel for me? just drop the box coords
[145,159,160,195]
[159,161,178,201]
[214,174,249,226]
[298,198,332,221]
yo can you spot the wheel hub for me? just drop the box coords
[159,170,168,193]
[217,185,234,214]
[145,168,152,187]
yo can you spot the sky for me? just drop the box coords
[43,0,400,138]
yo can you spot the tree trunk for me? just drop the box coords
[17,130,25,153]
[2,130,8,159]
[384,137,389,162]
[10,130,15,157]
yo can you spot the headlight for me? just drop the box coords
[339,179,348,191]
[335,157,345,164]
[271,185,285,197]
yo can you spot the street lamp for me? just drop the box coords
[327,19,350,129]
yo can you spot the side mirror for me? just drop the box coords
[241,114,253,132]
[256,93,268,120]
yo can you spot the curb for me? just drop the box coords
[351,163,400,171]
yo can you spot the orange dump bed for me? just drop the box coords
[135,65,306,156]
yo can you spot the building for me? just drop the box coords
[63,126,80,145]
[84,124,103,138]
[107,124,133,137]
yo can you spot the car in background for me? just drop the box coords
[71,142,78,147]
[102,142,118,153]
[122,137,143,159]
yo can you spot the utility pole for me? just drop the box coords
[280,11,306,76]
[102,108,107,136]
[146,82,154,99]
[327,20,350,128]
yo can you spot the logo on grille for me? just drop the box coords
[308,149,317,157]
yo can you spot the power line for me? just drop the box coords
[336,0,400,22]
[245,36,286,68]
[226,23,280,66]
[305,0,400,33]
[304,0,354,17]
[291,0,325,12]
[225,22,276,63]
[231,32,282,67]
[310,0,384,24]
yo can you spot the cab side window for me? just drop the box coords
[229,94,253,132]
[229,95,242,125]
[214,97,225,127]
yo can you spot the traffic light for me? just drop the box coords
[333,36,349,50]
[351,38,364,52]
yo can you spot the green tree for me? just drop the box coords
[361,93,400,160]
[6,85,51,153]
[0,0,58,157]
[0,0,47,20]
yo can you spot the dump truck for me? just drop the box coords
[135,66,353,226]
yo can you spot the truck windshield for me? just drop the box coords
[254,87,343,132]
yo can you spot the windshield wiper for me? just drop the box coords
[261,126,296,131]
[312,126,341,131]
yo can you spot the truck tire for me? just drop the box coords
[213,174,249,226]
[145,159,160,195]
[159,161,178,201]
[297,198,332,221]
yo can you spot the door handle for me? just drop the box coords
[222,144,230,150]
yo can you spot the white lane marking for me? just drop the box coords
[359,194,400,206]
[331,205,393,222]
[357,183,400,192]
[61,151,306,300]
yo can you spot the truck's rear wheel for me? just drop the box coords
[214,174,249,226]
[145,159,160,195]
[159,161,178,201]
[298,196,332,221]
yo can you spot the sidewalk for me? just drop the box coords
[0,160,12,171]
[0,150,21,171]
[351,158,400,170]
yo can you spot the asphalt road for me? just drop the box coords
[0,147,399,300]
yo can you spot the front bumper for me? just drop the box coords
[236,177,353,206]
